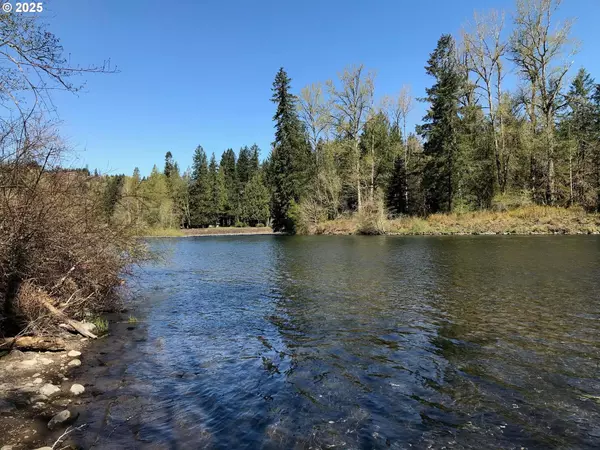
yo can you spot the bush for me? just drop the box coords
[357,197,387,235]
[0,125,147,336]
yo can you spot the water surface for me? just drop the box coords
[84,236,600,449]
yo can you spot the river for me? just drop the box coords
[76,235,600,449]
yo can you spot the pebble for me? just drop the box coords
[39,383,60,397]
[33,378,43,384]
[68,359,81,367]
[34,446,53,450]
[70,384,85,396]
[47,409,72,430]
[21,359,37,367]
[40,357,53,365]
[32,372,41,377]
[1,445,14,450]
[32,402,46,411]
[31,394,48,403]
[67,350,81,358]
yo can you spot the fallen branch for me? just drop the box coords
[52,423,87,450]
[0,336,66,351]
[38,296,97,339]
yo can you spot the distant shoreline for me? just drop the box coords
[142,206,600,238]
[143,227,276,238]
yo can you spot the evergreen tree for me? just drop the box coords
[241,172,270,226]
[561,68,599,209]
[103,175,125,222]
[207,153,225,225]
[237,146,252,185]
[220,148,238,225]
[418,34,464,213]
[164,151,174,178]
[387,156,408,215]
[269,67,312,232]
[250,144,260,177]
[189,145,210,227]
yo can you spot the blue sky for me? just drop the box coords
[42,0,600,176]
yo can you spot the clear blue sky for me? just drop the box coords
[43,0,600,176]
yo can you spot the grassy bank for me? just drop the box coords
[142,226,274,237]
[313,206,600,236]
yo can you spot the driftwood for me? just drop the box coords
[38,297,97,339]
[0,336,66,351]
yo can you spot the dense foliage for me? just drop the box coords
[101,0,599,235]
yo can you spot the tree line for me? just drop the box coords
[101,145,270,229]
[101,0,600,234]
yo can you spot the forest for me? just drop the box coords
[98,0,600,234]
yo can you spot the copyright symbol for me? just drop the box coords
[2,2,12,12]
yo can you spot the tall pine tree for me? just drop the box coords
[220,148,238,226]
[418,35,464,213]
[269,67,312,232]
[189,145,210,227]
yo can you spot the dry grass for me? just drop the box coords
[314,206,600,236]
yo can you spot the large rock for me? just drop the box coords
[39,383,60,397]
[70,384,85,396]
[68,359,81,367]
[47,409,73,430]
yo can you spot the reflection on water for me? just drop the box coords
[92,236,600,448]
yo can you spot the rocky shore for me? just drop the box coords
[0,333,91,449]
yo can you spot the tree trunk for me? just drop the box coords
[370,133,375,202]
[355,139,362,212]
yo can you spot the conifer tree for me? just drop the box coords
[220,148,238,225]
[164,151,174,179]
[269,67,312,232]
[208,153,225,225]
[189,145,210,227]
[418,34,464,213]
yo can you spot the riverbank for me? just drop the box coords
[313,206,600,236]
[0,335,90,449]
[0,313,151,450]
[143,226,275,238]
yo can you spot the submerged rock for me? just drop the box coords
[0,399,16,414]
[68,359,81,367]
[67,350,81,358]
[48,409,74,430]
[39,383,60,397]
[33,378,43,384]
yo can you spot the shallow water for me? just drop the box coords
[89,235,600,449]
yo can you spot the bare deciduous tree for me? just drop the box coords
[510,0,578,204]
[462,9,510,193]
[327,65,375,212]
[298,82,331,165]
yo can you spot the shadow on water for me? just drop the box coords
[73,235,600,449]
